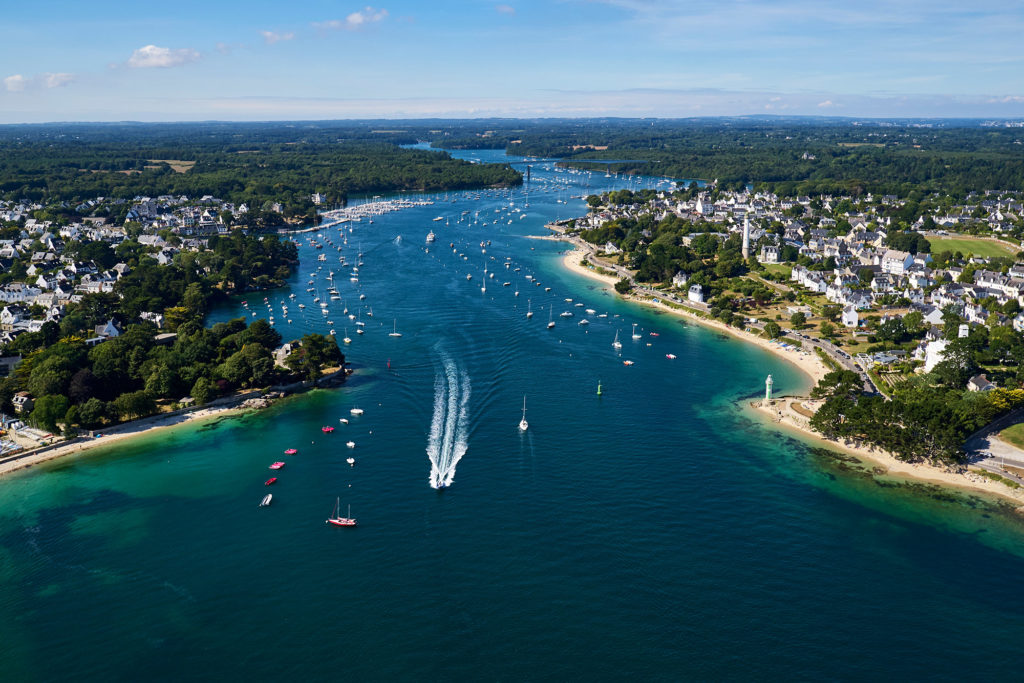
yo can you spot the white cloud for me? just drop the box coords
[3,72,75,92]
[817,99,835,107]
[261,30,296,45]
[43,73,75,88]
[496,4,516,14]
[4,75,27,92]
[127,45,200,69]
[314,6,388,31]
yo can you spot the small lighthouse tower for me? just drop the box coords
[742,216,751,260]
[765,374,774,402]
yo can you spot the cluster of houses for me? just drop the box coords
[581,187,1024,388]
[121,195,261,236]
[581,187,1023,237]
[0,195,245,349]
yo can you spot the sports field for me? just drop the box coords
[928,236,1019,258]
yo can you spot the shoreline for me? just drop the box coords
[0,402,253,479]
[545,231,1024,505]
[542,233,829,388]
[750,398,1024,509]
[0,367,349,480]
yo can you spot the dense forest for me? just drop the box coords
[1,317,343,435]
[428,117,1024,197]
[809,369,1024,464]
[0,122,521,210]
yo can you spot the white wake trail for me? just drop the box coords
[442,370,471,487]
[427,354,470,488]
[426,372,445,487]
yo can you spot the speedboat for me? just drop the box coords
[284,448,298,455]
[322,426,335,433]
[346,441,356,448]
[666,353,677,359]
[265,477,278,485]
[269,461,285,470]
[350,408,364,416]
[346,457,355,466]
[260,494,273,507]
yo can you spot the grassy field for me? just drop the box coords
[999,423,1024,450]
[761,263,792,277]
[928,236,1019,258]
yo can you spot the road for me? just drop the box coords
[964,408,1024,484]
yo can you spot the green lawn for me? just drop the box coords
[999,423,1024,450]
[928,236,1019,258]
[762,263,792,277]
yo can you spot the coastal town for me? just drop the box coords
[551,183,1024,493]
[566,185,1024,389]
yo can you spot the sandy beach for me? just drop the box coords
[0,401,253,479]
[752,398,1024,508]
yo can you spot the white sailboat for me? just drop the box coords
[547,305,555,329]
[612,330,622,349]
[389,319,402,337]
[518,396,529,431]
[632,323,642,340]
[343,328,352,344]
[526,299,533,319]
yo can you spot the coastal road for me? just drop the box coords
[964,408,1024,484]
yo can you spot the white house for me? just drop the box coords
[688,284,704,304]
[967,373,996,392]
[93,319,121,339]
[881,249,914,276]
[923,339,949,372]
[672,272,688,288]
[841,306,859,328]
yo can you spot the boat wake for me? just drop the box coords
[427,355,470,489]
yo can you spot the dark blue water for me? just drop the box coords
[2,150,1024,681]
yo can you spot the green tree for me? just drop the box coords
[191,376,216,405]
[764,321,782,339]
[614,278,632,294]
[78,398,108,429]
[285,334,343,384]
[819,321,836,338]
[790,311,807,329]
[30,394,70,432]
[112,390,156,421]
[821,304,842,322]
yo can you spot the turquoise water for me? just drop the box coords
[3,150,1024,680]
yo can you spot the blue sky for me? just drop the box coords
[3,0,1024,122]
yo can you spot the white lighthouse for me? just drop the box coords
[765,374,774,402]
[742,216,750,260]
